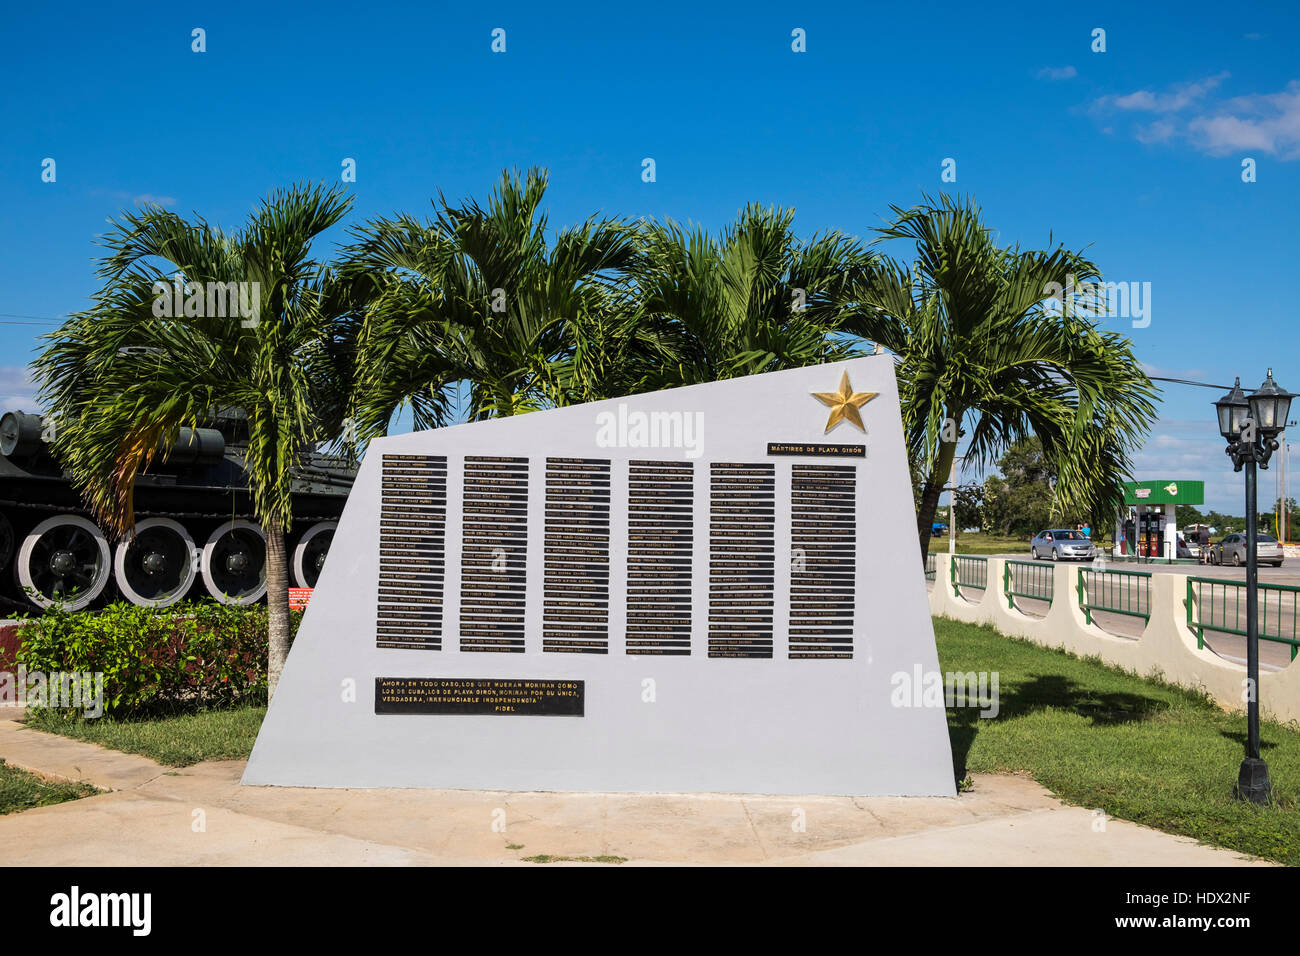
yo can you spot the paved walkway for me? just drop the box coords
[0,711,1271,866]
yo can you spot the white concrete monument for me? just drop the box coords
[243,355,956,795]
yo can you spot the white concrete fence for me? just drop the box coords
[928,553,1300,725]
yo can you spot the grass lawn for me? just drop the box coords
[937,616,1300,866]
[0,758,97,814]
[24,704,267,768]
[928,533,1027,555]
[521,854,627,865]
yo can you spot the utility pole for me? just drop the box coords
[948,456,958,555]
[1284,420,1296,543]
[1275,449,1281,541]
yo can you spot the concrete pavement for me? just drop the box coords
[0,712,1271,866]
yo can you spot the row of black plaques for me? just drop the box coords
[459,456,528,653]
[543,458,611,654]
[627,460,693,656]
[375,455,855,658]
[376,455,446,650]
[790,464,856,659]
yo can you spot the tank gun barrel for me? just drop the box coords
[160,427,226,466]
[0,410,225,466]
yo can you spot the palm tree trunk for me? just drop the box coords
[916,476,943,560]
[265,516,290,699]
[916,439,958,561]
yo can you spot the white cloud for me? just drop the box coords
[1103,72,1230,113]
[1038,65,1077,81]
[1134,119,1177,144]
[1138,363,1209,381]
[1130,429,1264,515]
[91,189,178,208]
[0,366,40,412]
[1092,74,1300,159]
[1188,83,1300,158]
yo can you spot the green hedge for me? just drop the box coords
[14,601,302,719]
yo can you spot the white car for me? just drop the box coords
[1177,534,1200,559]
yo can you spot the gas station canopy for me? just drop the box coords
[1116,480,1205,562]
[1122,480,1204,506]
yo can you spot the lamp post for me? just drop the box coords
[1214,369,1295,804]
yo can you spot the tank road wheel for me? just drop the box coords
[292,521,337,588]
[114,517,197,607]
[201,519,267,604]
[0,512,14,574]
[16,515,112,611]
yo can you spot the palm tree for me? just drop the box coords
[846,193,1160,557]
[34,182,355,695]
[343,168,641,434]
[626,205,876,388]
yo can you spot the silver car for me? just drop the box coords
[1030,529,1097,561]
[1215,532,1284,568]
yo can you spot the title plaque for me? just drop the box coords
[766,442,866,457]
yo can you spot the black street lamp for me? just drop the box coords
[1214,369,1295,804]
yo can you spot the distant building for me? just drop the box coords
[1116,480,1205,562]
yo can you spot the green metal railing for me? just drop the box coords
[1186,577,1300,661]
[1004,559,1054,611]
[951,555,988,598]
[1078,568,1151,625]
[924,553,936,581]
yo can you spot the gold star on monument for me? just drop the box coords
[812,371,877,433]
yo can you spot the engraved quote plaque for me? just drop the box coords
[375,677,584,716]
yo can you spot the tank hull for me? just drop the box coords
[0,414,356,612]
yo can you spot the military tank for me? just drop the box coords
[0,408,356,613]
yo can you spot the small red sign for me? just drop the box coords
[288,588,313,610]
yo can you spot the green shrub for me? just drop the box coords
[14,600,303,719]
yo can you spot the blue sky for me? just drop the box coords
[2,1,1297,514]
